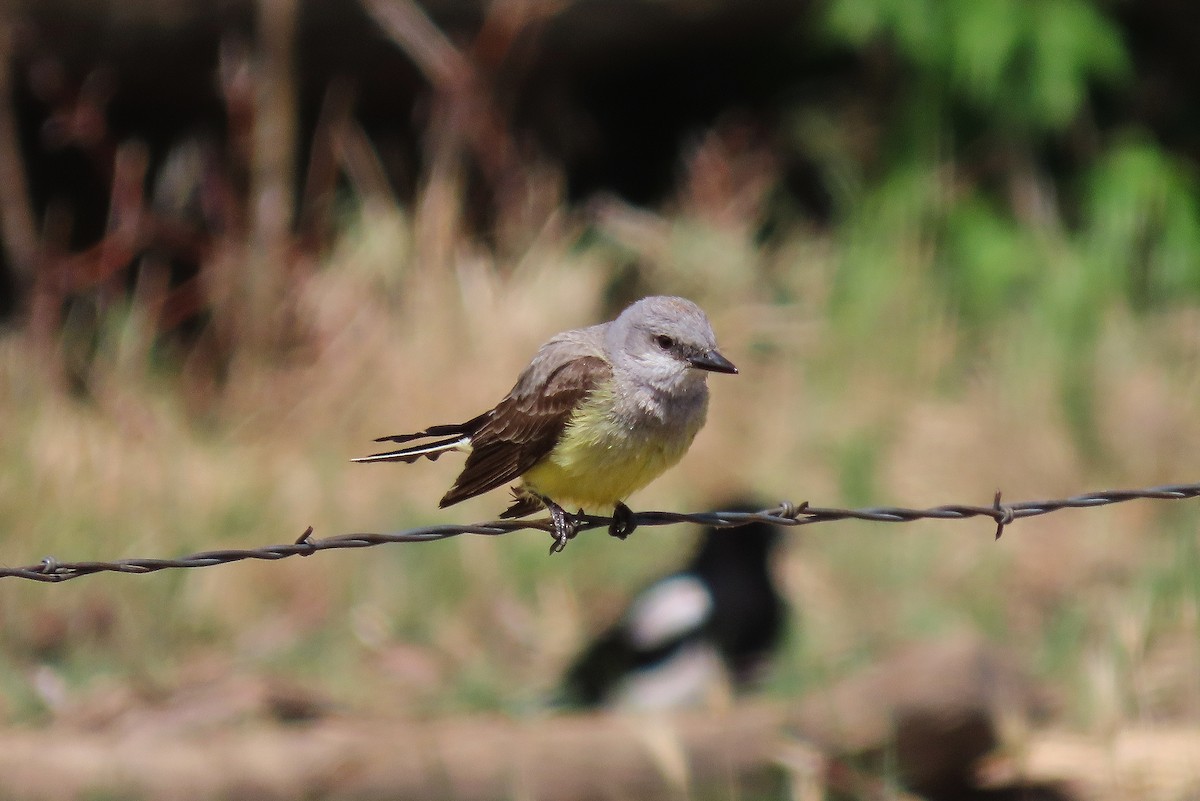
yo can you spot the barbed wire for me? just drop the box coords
[2,482,1198,583]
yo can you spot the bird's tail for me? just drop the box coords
[352,421,479,464]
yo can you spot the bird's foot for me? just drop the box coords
[608,501,637,540]
[544,499,580,555]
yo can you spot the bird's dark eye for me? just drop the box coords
[654,334,674,350]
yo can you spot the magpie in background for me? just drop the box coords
[558,505,787,710]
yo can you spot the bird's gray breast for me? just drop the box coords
[614,373,710,439]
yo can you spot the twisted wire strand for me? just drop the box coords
[2,482,1197,583]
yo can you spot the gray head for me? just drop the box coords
[604,296,737,387]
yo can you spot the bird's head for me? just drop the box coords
[606,296,737,388]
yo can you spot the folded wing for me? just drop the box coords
[439,353,611,507]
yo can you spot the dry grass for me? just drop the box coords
[0,198,1197,751]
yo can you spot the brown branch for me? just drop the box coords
[0,14,38,289]
[0,637,1182,800]
[359,0,472,91]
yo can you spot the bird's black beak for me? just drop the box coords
[688,349,738,374]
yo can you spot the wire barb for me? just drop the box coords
[294,526,317,555]
[1,482,1198,583]
[992,490,1014,540]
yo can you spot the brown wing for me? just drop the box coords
[438,354,611,508]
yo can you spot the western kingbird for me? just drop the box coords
[354,295,737,552]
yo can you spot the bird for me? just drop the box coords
[353,296,737,552]
[557,510,786,709]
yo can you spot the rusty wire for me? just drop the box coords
[1,482,1198,583]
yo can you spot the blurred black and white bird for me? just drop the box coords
[558,509,787,710]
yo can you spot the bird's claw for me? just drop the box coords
[608,501,637,540]
[542,498,634,552]
[546,501,579,555]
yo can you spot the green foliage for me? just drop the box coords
[805,0,1200,461]
[1081,140,1200,307]
[814,0,1200,319]
[823,0,1129,129]
[835,430,884,506]
[940,197,1041,326]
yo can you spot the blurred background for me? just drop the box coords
[0,0,1198,798]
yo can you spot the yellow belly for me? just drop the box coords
[519,383,704,510]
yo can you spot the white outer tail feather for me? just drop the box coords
[350,436,471,463]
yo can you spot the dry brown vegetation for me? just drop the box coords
[0,0,1198,798]
[1,198,1198,797]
